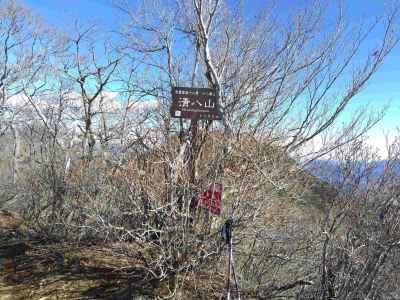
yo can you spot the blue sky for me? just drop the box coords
[21,0,400,154]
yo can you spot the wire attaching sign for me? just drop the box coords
[170,86,222,120]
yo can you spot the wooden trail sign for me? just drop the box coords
[170,86,222,186]
[170,86,222,120]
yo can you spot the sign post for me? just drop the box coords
[189,119,198,184]
[170,86,222,184]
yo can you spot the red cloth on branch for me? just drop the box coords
[194,183,223,215]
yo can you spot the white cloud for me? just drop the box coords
[130,99,159,111]
[65,90,122,113]
[7,94,28,108]
[366,127,397,159]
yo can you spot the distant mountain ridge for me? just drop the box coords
[305,160,400,188]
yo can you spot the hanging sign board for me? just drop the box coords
[170,86,222,120]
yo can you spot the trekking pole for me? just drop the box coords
[222,218,233,300]
[230,241,241,300]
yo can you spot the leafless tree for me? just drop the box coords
[0,0,57,187]
[110,0,400,297]
[1,0,400,298]
[61,24,120,161]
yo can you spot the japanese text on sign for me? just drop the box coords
[170,86,222,120]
